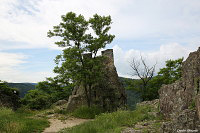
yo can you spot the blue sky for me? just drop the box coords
[0,0,200,82]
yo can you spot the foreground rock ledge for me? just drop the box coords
[159,47,200,132]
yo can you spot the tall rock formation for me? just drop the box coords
[66,49,126,111]
[159,47,200,132]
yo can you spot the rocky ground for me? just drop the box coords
[122,99,165,133]
[34,100,91,133]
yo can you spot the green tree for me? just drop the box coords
[47,12,115,107]
[0,81,20,109]
[144,58,183,100]
[21,89,51,110]
[158,58,183,84]
[128,58,183,101]
[21,77,72,110]
[36,77,72,103]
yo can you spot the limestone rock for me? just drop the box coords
[66,94,87,111]
[196,94,200,119]
[121,128,136,133]
[66,49,126,111]
[53,100,68,106]
[160,109,200,133]
[159,47,200,132]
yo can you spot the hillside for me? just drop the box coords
[7,83,36,98]
[119,77,142,110]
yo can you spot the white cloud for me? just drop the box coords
[0,0,128,49]
[0,51,25,82]
[0,52,26,67]
[0,51,55,82]
[0,68,55,83]
[113,43,199,78]
[0,0,200,49]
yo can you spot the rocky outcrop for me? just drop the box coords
[196,95,200,120]
[66,86,87,111]
[53,100,68,106]
[66,49,126,111]
[160,109,200,133]
[159,47,200,132]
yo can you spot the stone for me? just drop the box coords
[66,94,87,111]
[66,49,126,111]
[159,47,200,132]
[161,109,200,133]
[121,128,135,133]
[196,94,200,119]
[53,100,68,106]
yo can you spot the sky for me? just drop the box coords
[0,0,200,83]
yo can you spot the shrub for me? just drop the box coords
[36,80,72,103]
[21,89,51,110]
[0,81,20,109]
[21,79,72,110]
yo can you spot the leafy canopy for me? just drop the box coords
[0,81,19,96]
[0,80,20,109]
[125,58,183,101]
[158,58,183,84]
[21,77,72,110]
[47,12,115,107]
[47,12,115,86]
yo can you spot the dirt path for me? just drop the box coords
[43,117,90,133]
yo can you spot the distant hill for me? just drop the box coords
[7,83,36,98]
[119,77,135,88]
[119,77,141,110]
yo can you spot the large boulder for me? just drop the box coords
[159,47,200,131]
[160,109,200,133]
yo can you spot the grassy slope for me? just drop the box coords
[60,103,162,133]
[0,107,49,133]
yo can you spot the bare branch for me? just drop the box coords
[129,55,156,92]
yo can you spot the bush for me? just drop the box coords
[0,81,20,109]
[0,84,19,96]
[72,105,104,119]
[21,89,51,110]
[36,80,72,103]
[21,79,73,110]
